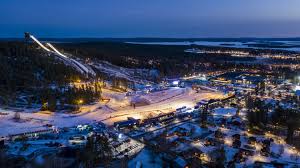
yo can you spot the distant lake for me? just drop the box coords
[126,41,300,52]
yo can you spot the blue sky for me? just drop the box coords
[0,0,300,38]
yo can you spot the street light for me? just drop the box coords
[78,99,83,105]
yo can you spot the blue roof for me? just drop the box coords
[296,90,300,96]
[175,157,187,167]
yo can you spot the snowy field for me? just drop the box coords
[0,87,225,136]
[91,61,153,84]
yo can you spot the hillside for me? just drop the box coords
[0,42,96,108]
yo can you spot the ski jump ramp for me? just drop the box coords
[27,33,96,77]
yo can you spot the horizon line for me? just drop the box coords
[1,36,300,39]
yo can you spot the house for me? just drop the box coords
[210,72,243,84]
[248,136,257,145]
[181,148,203,159]
[235,75,264,85]
[232,139,241,148]
[239,148,255,156]
[214,129,224,139]
[9,129,54,141]
[232,134,240,140]
[175,127,190,137]
[230,117,242,126]
[69,135,87,146]
[174,156,188,168]
[114,117,140,129]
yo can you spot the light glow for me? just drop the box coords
[172,81,179,85]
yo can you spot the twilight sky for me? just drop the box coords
[0,0,300,38]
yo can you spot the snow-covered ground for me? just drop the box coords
[91,61,153,84]
[128,148,163,168]
[213,107,237,117]
[5,123,143,162]
[0,87,225,136]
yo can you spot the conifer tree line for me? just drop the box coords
[40,81,102,111]
[0,42,101,110]
[245,95,300,144]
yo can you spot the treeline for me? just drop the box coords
[39,82,102,112]
[0,41,99,109]
[0,42,84,87]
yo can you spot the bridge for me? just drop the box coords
[25,32,96,77]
